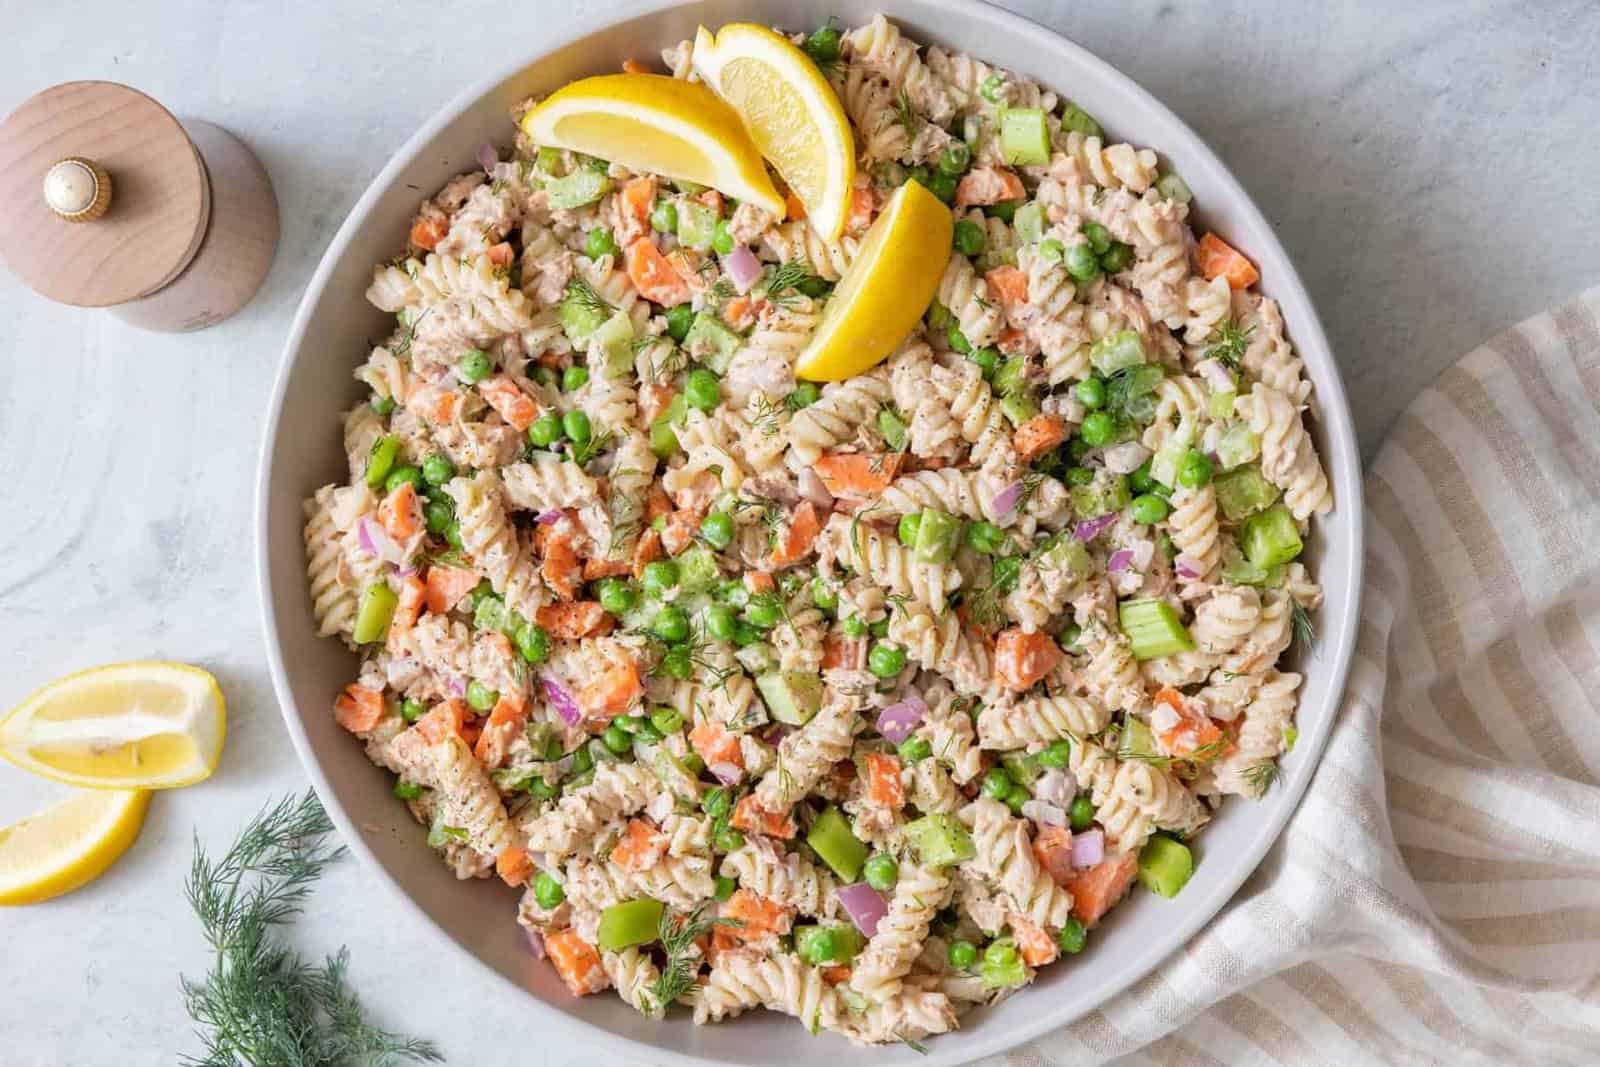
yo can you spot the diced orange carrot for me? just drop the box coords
[1196,232,1259,290]
[416,699,468,745]
[541,535,582,601]
[496,844,535,888]
[996,326,1030,355]
[1064,851,1140,928]
[582,555,632,580]
[624,237,693,306]
[478,376,540,431]
[1010,913,1059,967]
[406,383,459,424]
[696,189,724,215]
[864,751,906,810]
[378,481,420,540]
[392,574,426,630]
[955,166,1025,209]
[424,565,482,615]
[410,214,448,251]
[660,508,702,556]
[814,453,903,499]
[1013,413,1066,463]
[769,500,823,566]
[473,692,528,768]
[821,965,852,985]
[1031,824,1077,885]
[545,928,609,996]
[994,627,1064,691]
[730,794,797,839]
[645,484,673,522]
[742,570,776,596]
[333,684,385,734]
[610,818,667,872]
[631,528,663,580]
[536,601,612,639]
[486,241,515,269]
[784,189,807,221]
[713,888,794,950]
[577,657,643,720]
[620,176,656,224]
[984,265,1029,310]
[722,295,759,331]
[1153,686,1225,759]
[622,57,650,74]
[847,186,878,232]
[821,633,866,671]
[689,720,743,769]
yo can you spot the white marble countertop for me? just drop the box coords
[2,1,1597,1063]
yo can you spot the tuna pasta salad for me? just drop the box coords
[303,15,1332,1046]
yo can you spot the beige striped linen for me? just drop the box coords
[1005,288,1600,1067]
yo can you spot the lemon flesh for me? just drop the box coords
[0,661,225,789]
[521,73,784,217]
[0,788,149,905]
[693,23,855,240]
[794,180,955,381]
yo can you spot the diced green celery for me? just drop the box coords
[1013,201,1045,243]
[1155,172,1193,204]
[756,670,823,726]
[352,582,398,644]
[674,178,708,196]
[649,392,687,458]
[545,169,613,210]
[1213,465,1280,521]
[904,813,976,868]
[1058,100,1102,138]
[472,594,509,634]
[1001,751,1042,786]
[999,108,1050,166]
[999,394,1038,427]
[675,544,722,595]
[1106,363,1166,410]
[1149,429,1194,490]
[1118,717,1160,761]
[1137,835,1195,898]
[1208,388,1238,421]
[364,435,399,488]
[913,509,963,564]
[980,938,1029,988]
[597,898,664,951]
[684,312,744,374]
[1118,597,1195,660]
[1239,503,1303,569]
[1038,535,1093,579]
[993,355,1030,398]
[592,310,634,375]
[587,736,623,764]
[795,922,864,965]
[877,407,908,451]
[807,805,868,881]
[1282,723,1299,752]
[559,286,609,342]
[1070,472,1131,519]
[1214,422,1260,471]
[676,200,718,250]
[1220,543,1282,587]
[1089,330,1146,375]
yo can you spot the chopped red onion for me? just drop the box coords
[357,516,405,565]
[535,509,564,525]
[395,565,418,578]
[722,247,763,293]
[478,141,499,173]
[1175,555,1203,580]
[836,883,889,937]
[757,722,792,746]
[1071,828,1105,868]
[1021,799,1067,827]
[1074,514,1116,542]
[1195,357,1235,393]
[1102,441,1151,475]
[448,675,467,698]
[797,467,835,509]
[524,927,546,959]
[1108,548,1134,573]
[989,481,1023,520]
[709,761,744,786]
[876,698,928,744]
[543,677,582,726]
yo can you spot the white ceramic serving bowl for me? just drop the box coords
[257,2,1363,1063]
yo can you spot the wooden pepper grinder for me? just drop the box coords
[0,80,278,332]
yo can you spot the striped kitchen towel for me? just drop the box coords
[1011,287,1600,1066]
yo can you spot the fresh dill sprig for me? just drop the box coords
[644,902,740,1014]
[706,277,738,310]
[1240,759,1280,798]
[898,1035,930,1055]
[749,393,784,436]
[963,584,1007,633]
[569,427,615,467]
[181,791,442,1067]
[563,277,612,319]
[1204,318,1254,370]
[391,308,428,358]
[894,88,917,135]
[1291,601,1316,649]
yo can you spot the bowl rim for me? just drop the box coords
[255,1,1364,1062]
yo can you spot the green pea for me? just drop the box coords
[980,73,1005,103]
[938,142,972,176]
[393,779,422,802]
[985,199,1020,223]
[364,436,399,488]
[660,643,693,679]
[1068,436,1094,461]
[796,275,831,299]
[652,606,690,643]
[650,200,678,234]
[420,495,451,534]
[1100,241,1134,273]
[572,745,594,775]
[400,698,427,723]
[928,172,958,204]
[1006,788,1028,815]
[953,219,986,257]
[686,368,721,412]
[968,346,1000,380]
[1178,449,1213,488]
[383,466,422,495]
[1079,411,1116,447]
[907,164,932,189]
[868,642,907,678]
[1081,221,1112,255]
[718,580,750,607]
[926,301,954,333]
[702,787,731,821]
[1065,465,1095,488]
[443,520,464,550]
[697,511,734,551]
[528,776,559,801]
[515,623,550,664]
[1069,794,1096,830]
[1038,237,1066,264]
[1039,739,1073,769]
[991,555,1022,591]
[787,381,821,410]
[947,939,978,969]
[702,603,736,642]
[602,723,633,754]
[532,365,557,388]
[981,767,1014,800]
[422,453,455,487]
[633,721,664,745]
[863,853,900,892]
[1129,461,1158,495]
[745,594,783,630]
[681,752,706,776]
[561,409,592,446]
[642,560,678,598]
[897,511,923,547]
[1059,622,1083,653]
[585,228,619,259]
[469,580,495,608]
[965,521,1005,555]
[811,577,839,613]
[1075,376,1107,410]
[466,680,498,712]
[946,322,973,355]
[1056,916,1087,954]
[527,413,562,447]
[869,618,890,639]
[804,24,842,63]
[533,871,565,909]
[665,302,694,341]
[597,578,636,615]
[459,349,492,383]
[897,736,932,763]
[711,219,736,255]
[1064,241,1101,282]
[650,706,685,735]
[842,616,868,638]
[715,827,746,852]
[562,365,590,392]
[714,875,737,901]
[1130,493,1170,525]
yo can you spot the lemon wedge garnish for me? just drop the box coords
[691,22,856,240]
[0,661,225,790]
[0,788,149,905]
[521,73,784,217]
[794,180,954,381]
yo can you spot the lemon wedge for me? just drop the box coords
[521,73,784,217]
[0,788,149,905]
[0,661,225,790]
[691,23,856,240]
[794,180,954,381]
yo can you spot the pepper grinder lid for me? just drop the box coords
[0,81,209,307]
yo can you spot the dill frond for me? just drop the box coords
[1291,601,1315,649]
[644,902,741,1014]
[1240,758,1280,798]
[1204,318,1253,371]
